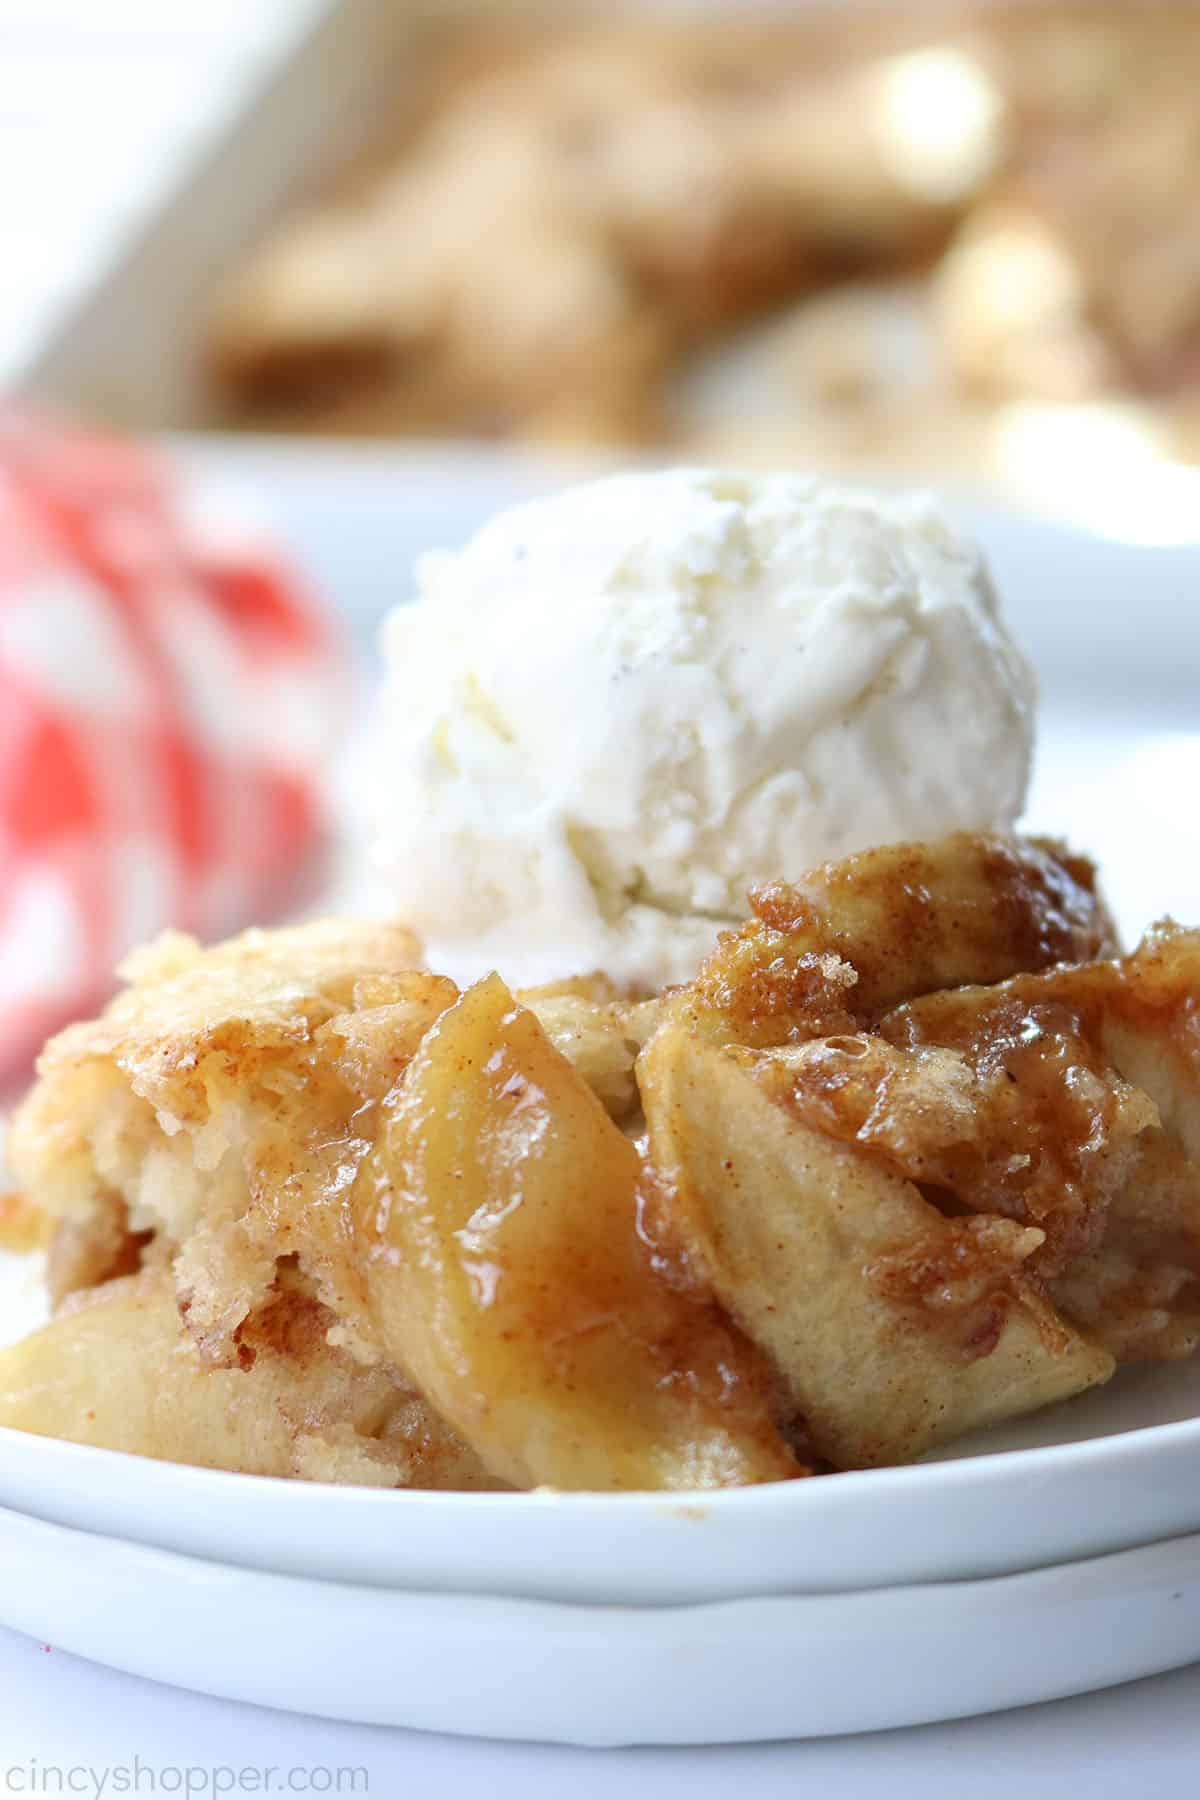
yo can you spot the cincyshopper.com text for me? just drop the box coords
[2,1765,369,1797]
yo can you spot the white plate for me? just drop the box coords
[1,1501,1199,1743]
[4,1363,1200,1604]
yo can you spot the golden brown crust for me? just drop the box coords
[752,834,1116,1012]
[880,926,1200,1357]
[768,1021,1154,1278]
[38,916,424,1101]
[8,919,438,1359]
[684,834,1115,1049]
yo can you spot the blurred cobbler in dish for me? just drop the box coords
[209,4,1200,483]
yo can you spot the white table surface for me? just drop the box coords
[1,1623,1197,1794]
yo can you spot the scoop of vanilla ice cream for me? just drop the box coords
[372,468,1035,989]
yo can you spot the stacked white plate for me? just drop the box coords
[0,455,1197,1742]
[2,1368,1200,1742]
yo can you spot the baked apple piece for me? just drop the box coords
[887,925,1200,1361]
[778,1014,1155,1279]
[5,918,453,1366]
[0,1266,501,1488]
[639,1022,1113,1469]
[684,832,1116,1050]
[355,973,802,1490]
[1048,1130,1200,1362]
[518,982,662,1123]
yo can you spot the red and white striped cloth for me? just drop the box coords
[0,413,348,1082]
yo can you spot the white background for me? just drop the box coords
[0,0,320,379]
[1,1627,1199,1796]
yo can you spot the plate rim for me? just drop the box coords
[4,1497,1200,1742]
[3,1388,1200,1515]
[3,1489,1200,1613]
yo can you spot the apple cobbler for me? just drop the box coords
[208,5,1200,478]
[4,830,1198,1491]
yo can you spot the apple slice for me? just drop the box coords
[639,1022,1114,1469]
[357,974,801,1490]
